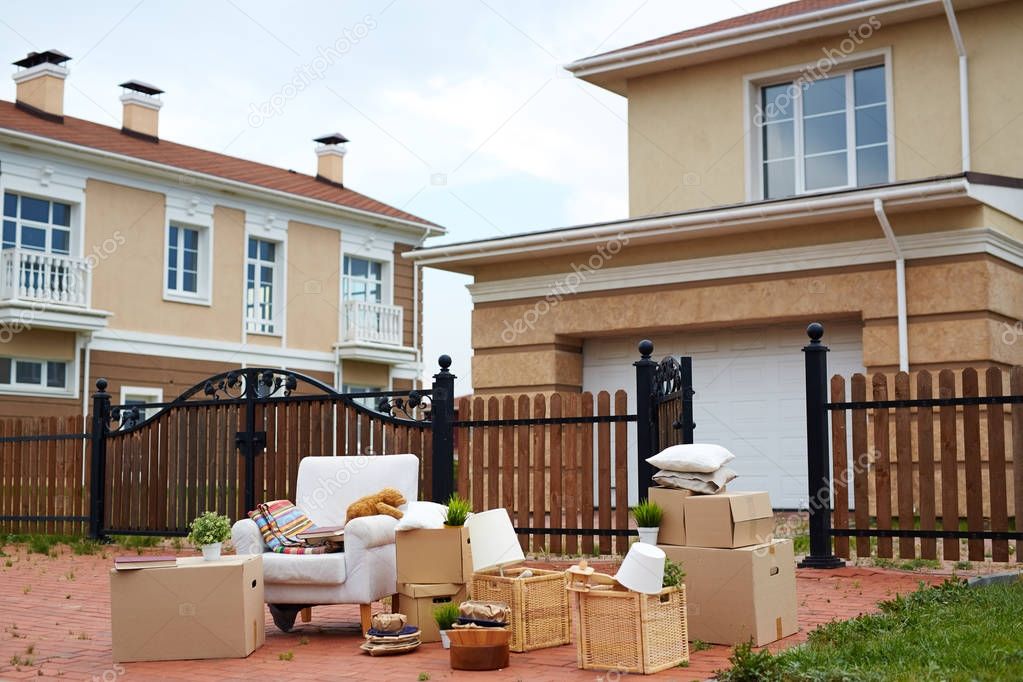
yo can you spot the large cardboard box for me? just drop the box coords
[661,539,797,646]
[396,526,472,584]
[398,582,467,643]
[648,487,690,545]
[110,555,265,662]
[684,491,774,548]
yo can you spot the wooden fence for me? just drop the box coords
[0,415,90,536]
[828,366,1022,562]
[455,390,635,556]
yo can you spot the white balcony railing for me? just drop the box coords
[0,248,91,307]
[341,300,404,346]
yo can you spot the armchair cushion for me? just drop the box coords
[262,551,347,585]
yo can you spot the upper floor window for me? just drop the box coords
[165,223,211,303]
[246,237,278,334]
[759,64,889,199]
[0,356,67,391]
[3,192,71,254]
[343,256,383,303]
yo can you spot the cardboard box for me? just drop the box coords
[648,486,690,546]
[684,491,774,548]
[110,555,265,662]
[397,582,467,643]
[661,539,797,646]
[396,526,472,585]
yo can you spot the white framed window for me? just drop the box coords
[342,383,383,409]
[754,60,891,200]
[119,385,164,421]
[2,191,72,254]
[163,221,211,304]
[0,356,69,393]
[342,256,383,303]
[245,237,279,334]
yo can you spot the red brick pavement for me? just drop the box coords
[0,545,943,682]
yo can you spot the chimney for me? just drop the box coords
[314,133,349,187]
[119,80,164,141]
[12,50,71,122]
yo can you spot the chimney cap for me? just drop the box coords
[13,49,71,69]
[314,133,349,146]
[119,80,164,96]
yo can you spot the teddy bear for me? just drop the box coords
[344,487,407,523]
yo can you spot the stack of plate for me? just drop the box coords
[360,625,421,656]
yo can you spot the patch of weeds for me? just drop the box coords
[715,640,782,682]
[6,624,25,639]
[298,636,310,645]
[690,639,712,652]
[25,644,34,655]
[76,632,90,640]
[278,651,294,661]
[4,559,13,567]
[677,659,689,667]
[791,534,809,555]
[418,674,431,681]
[871,557,896,569]
[70,539,101,556]
[170,537,184,551]
[955,560,972,570]
[22,584,31,595]
[27,535,56,556]
[10,653,34,667]
[64,569,75,581]
[898,558,941,571]
[111,535,161,555]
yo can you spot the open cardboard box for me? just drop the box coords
[396,525,472,585]
[684,491,774,548]
[648,486,690,545]
[397,582,467,643]
[661,539,797,646]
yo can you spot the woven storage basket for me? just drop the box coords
[573,583,688,674]
[470,566,571,652]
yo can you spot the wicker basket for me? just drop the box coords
[470,566,571,652]
[571,581,689,674]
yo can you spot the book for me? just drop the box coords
[296,526,345,545]
[114,555,178,570]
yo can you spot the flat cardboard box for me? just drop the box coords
[396,525,472,585]
[110,555,265,662]
[661,539,797,646]
[648,486,690,545]
[397,582,467,643]
[684,491,774,548]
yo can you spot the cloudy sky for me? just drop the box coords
[2,0,786,394]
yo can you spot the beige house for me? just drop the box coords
[0,50,440,418]
[409,0,1023,507]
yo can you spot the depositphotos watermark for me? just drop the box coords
[753,15,882,126]
[500,232,630,344]
[248,16,378,127]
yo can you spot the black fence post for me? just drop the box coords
[431,355,456,503]
[798,322,845,569]
[634,340,657,501]
[679,356,695,445]
[88,379,111,540]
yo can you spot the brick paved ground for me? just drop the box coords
[0,543,947,682]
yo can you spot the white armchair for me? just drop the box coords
[231,454,419,633]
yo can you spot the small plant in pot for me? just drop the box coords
[444,494,471,526]
[433,601,460,649]
[188,511,232,561]
[631,499,663,545]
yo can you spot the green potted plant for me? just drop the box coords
[662,557,685,588]
[444,493,471,526]
[433,601,460,649]
[631,499,663,545]
[188,511,232,561]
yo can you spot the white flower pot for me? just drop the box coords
[439,630,452,649]
[201,542,222,561]
[636,527,659,545]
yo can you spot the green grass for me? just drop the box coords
[717,579,1023,681]
[110,534,161,554]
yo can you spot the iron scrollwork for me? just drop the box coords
[653,356,685,399]
[377,390,432,422]
[203,369,298,400]
[110,404,143,432]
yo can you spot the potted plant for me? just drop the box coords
[445,493,471,526]
[631,499,663,545]
[188,511,232,561]
[433,601,460,649]
[662,557,685,588]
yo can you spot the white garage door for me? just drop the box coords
[582,323,864,509]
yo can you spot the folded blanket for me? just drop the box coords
[249,500,341,554]
[653,467,736,494]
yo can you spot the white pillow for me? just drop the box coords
[653,467,736,494]
[646,443,735,473]
[394,501,447,531]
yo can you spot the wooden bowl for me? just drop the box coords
[449,628,511,670]
[448,628,510,646]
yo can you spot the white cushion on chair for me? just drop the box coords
[262,551,347,585]
[294,454,420,527]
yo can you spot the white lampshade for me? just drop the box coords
[466,508,524,572]
[614,542,665,595]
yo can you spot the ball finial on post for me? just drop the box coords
[806,322,824,343]
[438,354,452,371]
[638,339,654,359]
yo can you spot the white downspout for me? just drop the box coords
[413,260,422,388]
[942,0,970,172]
[874,198,909,372]
[80,333,92,420]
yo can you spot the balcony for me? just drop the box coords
[336,300,415,365]
[0,248,108,332]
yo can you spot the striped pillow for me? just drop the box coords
[249,500,338,555]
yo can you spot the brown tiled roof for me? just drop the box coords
[589,0,861,59]
[0,99,435,227]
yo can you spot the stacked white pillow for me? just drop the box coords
[646,443,737,494]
